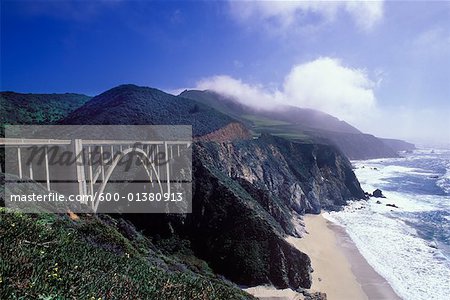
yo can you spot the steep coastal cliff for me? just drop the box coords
[2,84,365,298]
[189,134,364,287]
[197,134,364,216]
[194,122,252,142]
[127,133,364,291]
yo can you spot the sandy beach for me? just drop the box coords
[245,214,401,300]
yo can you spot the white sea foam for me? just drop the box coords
[436,162,450,194]
[325,203,450,300]
[328,152,450,300]
[353,157,450,211]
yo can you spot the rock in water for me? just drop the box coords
[372,189,385,198]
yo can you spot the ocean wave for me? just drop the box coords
[325,203,450,300]
[436,163,450,194]
[332,151,450,299]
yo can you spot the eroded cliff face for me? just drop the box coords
[128,134,363,291]
[197,134,364,220]
[195,122,252,142]
[168,134,364,290]
[187,158,313,289]
[4,86,364,298]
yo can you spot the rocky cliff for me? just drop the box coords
[196,134,364,232]
[188,135,364,287]
[195,122,252,142]
[55,85,365,292]
[128,134,364,291]
[2,84,366,296]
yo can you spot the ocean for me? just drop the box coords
[325,149,450,300]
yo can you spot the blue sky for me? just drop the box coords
[1,0,449,144]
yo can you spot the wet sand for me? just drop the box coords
[289,214,401,300]
[245,214,401,300]
[287,214,368,300]
[328,219,401,300]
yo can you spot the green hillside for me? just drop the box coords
[60,85,237,137]
[179,90,409,159]
[0,92,91,128]
[0,207,254,300]
[1,84,365,299]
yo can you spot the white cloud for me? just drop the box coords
[197,75,284,110]
[345,1,384,31]
[283,58,377,122]
[195,57,449,143]
[197,57,378,126]
[228,0,384,33]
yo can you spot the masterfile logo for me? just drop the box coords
[2,125,192,214]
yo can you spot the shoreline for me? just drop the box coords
[291,214,401,300]
[287,214,366,300]
[327,221,401,299]
[325,216,402,300]
[245,214,401,300]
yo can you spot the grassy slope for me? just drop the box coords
[179,90,321,143]
[0,208,254,300]
[60,85,237,137]
[180,90,404,159]
[0,92,92,171]
[0,88,252,299]
[0,92,91,126]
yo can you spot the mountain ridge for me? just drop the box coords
[55,84,364,291]
[0,91,91,127]
[2,84,363,298]
[59,84,238,137]
[180,89,361,134]
[180,89,415,159]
